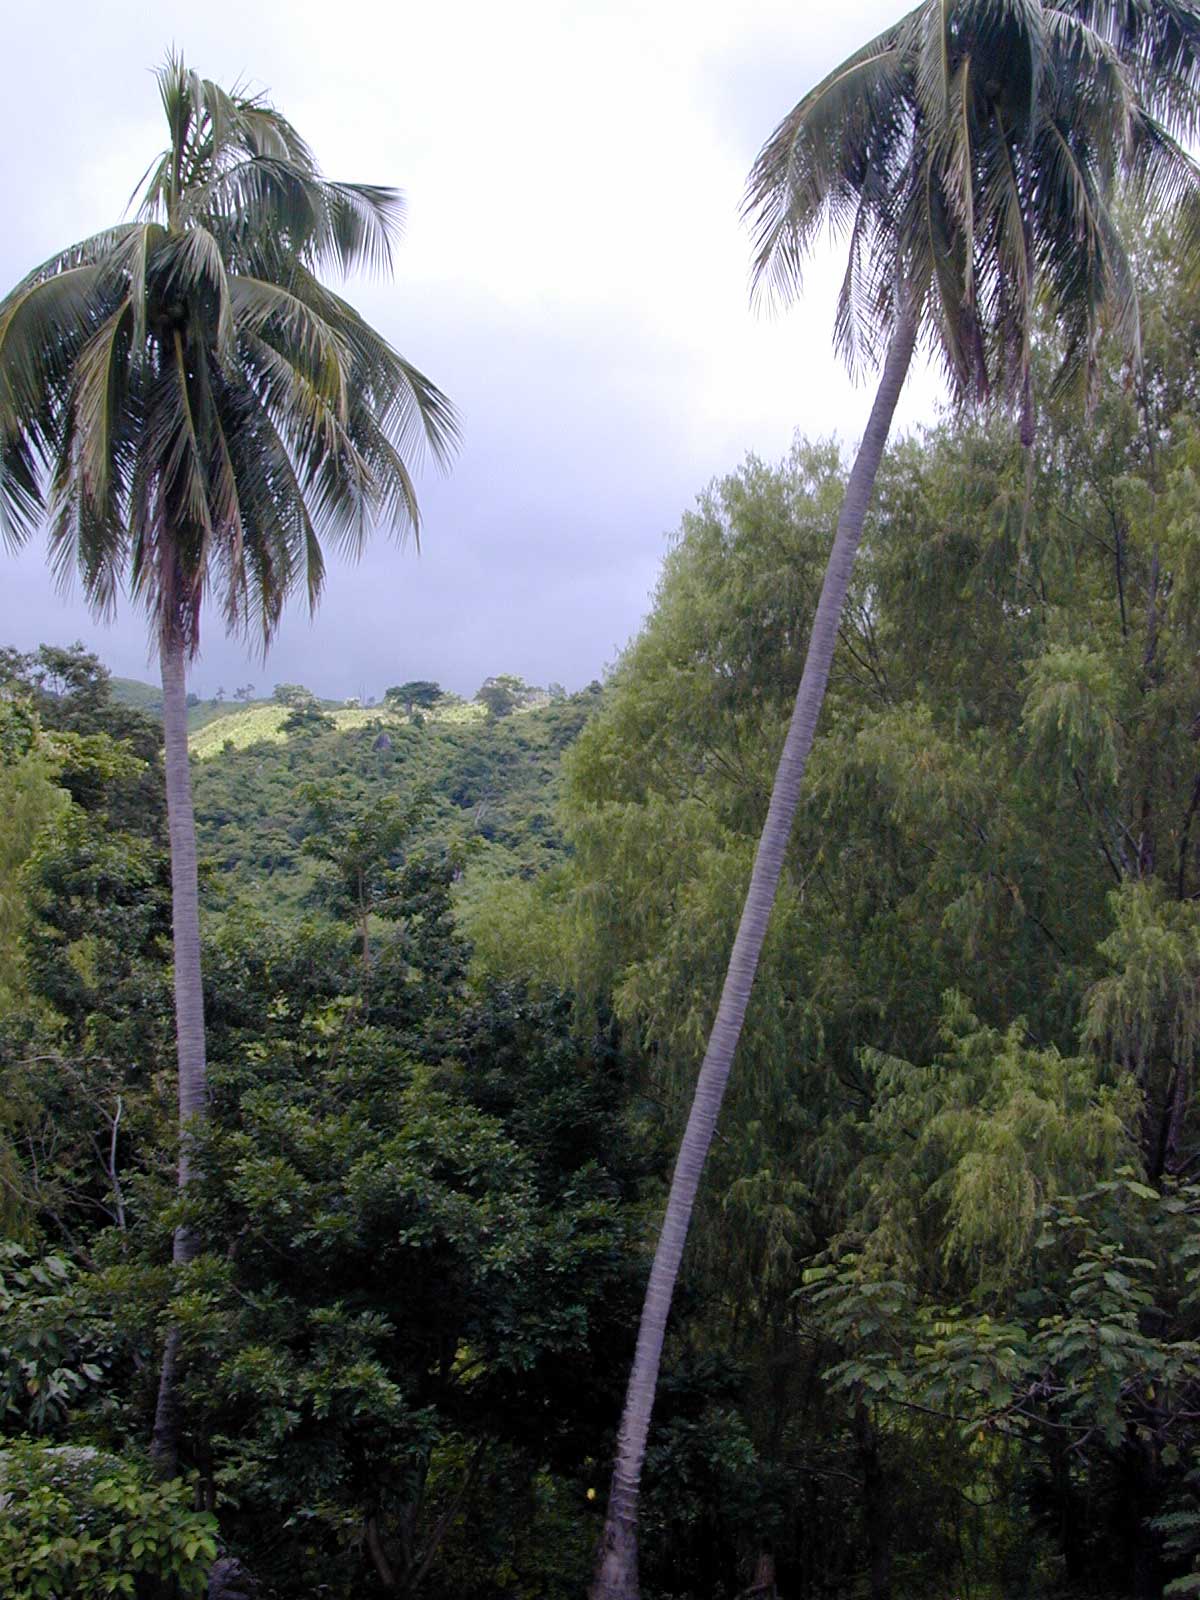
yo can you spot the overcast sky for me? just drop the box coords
[0,0,941,700]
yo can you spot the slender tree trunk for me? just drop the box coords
[359,884,372,1013]
[1163,1057,1191,1177]
[365,1516,398,1591]
[150,627,209,1477]
[589,304,917,1600]
[854,1401,892,1600]
[741,1551,778,1600]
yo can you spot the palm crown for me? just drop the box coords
[0,56,458,654]
[746,0,1200,430]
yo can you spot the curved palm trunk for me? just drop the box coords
[150,627,208,1476]
[590,304,917,1600]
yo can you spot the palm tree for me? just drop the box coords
[0,57,458,1473]
[591,4,1200,1595]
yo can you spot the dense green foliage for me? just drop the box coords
[0,649,647,1598]
[560,247,1200,1598]
[4,238,1200,1598]
[190,685,602,924]
[0,1440,218,1599]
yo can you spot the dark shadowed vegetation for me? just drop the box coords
[3,225,1200,1594]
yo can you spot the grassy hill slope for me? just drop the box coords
[188,698,487,759]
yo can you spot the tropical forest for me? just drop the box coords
[2,5,1200,1600]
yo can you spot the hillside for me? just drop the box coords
[42,670,586,919]
[105,677,348,736]
[187,696,487,758]
[109,675,164,714]
[106,676,272,733]
[189,689,602,917]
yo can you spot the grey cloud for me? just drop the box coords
[0,1,934,703]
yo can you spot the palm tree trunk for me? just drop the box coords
[589,303,917,1600]
[150,626,208,1477]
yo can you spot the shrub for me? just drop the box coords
[0,1440,218,1598]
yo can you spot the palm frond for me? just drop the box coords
[1066,0,1200,141]
[237,329,355,502]
[979,108,1032,377]
[234,102,317,170]
[106,222,168,353]
[0,267,111,434]
[217,375,329,629]
[46,483,126,621]
[915,0,955,127]
[204,390,250,636]
[318,181,404,278]
[229,275,352,418]
[906,149,968,390]
[180,156,323,249]
[1123,106,1200,251]
[746,38,915,311]
[0,432,46,548]
[135,332,215,582]
[46,365,135,624]
[340,395,422,543]
[3,228,141,298]
[938,55,977,293]
[227,345,360,601]
[281,263,460,464]
[72,301,134,518]
[1042,9,1136,149]
[834,189,902,377]
[157,226,236,359]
